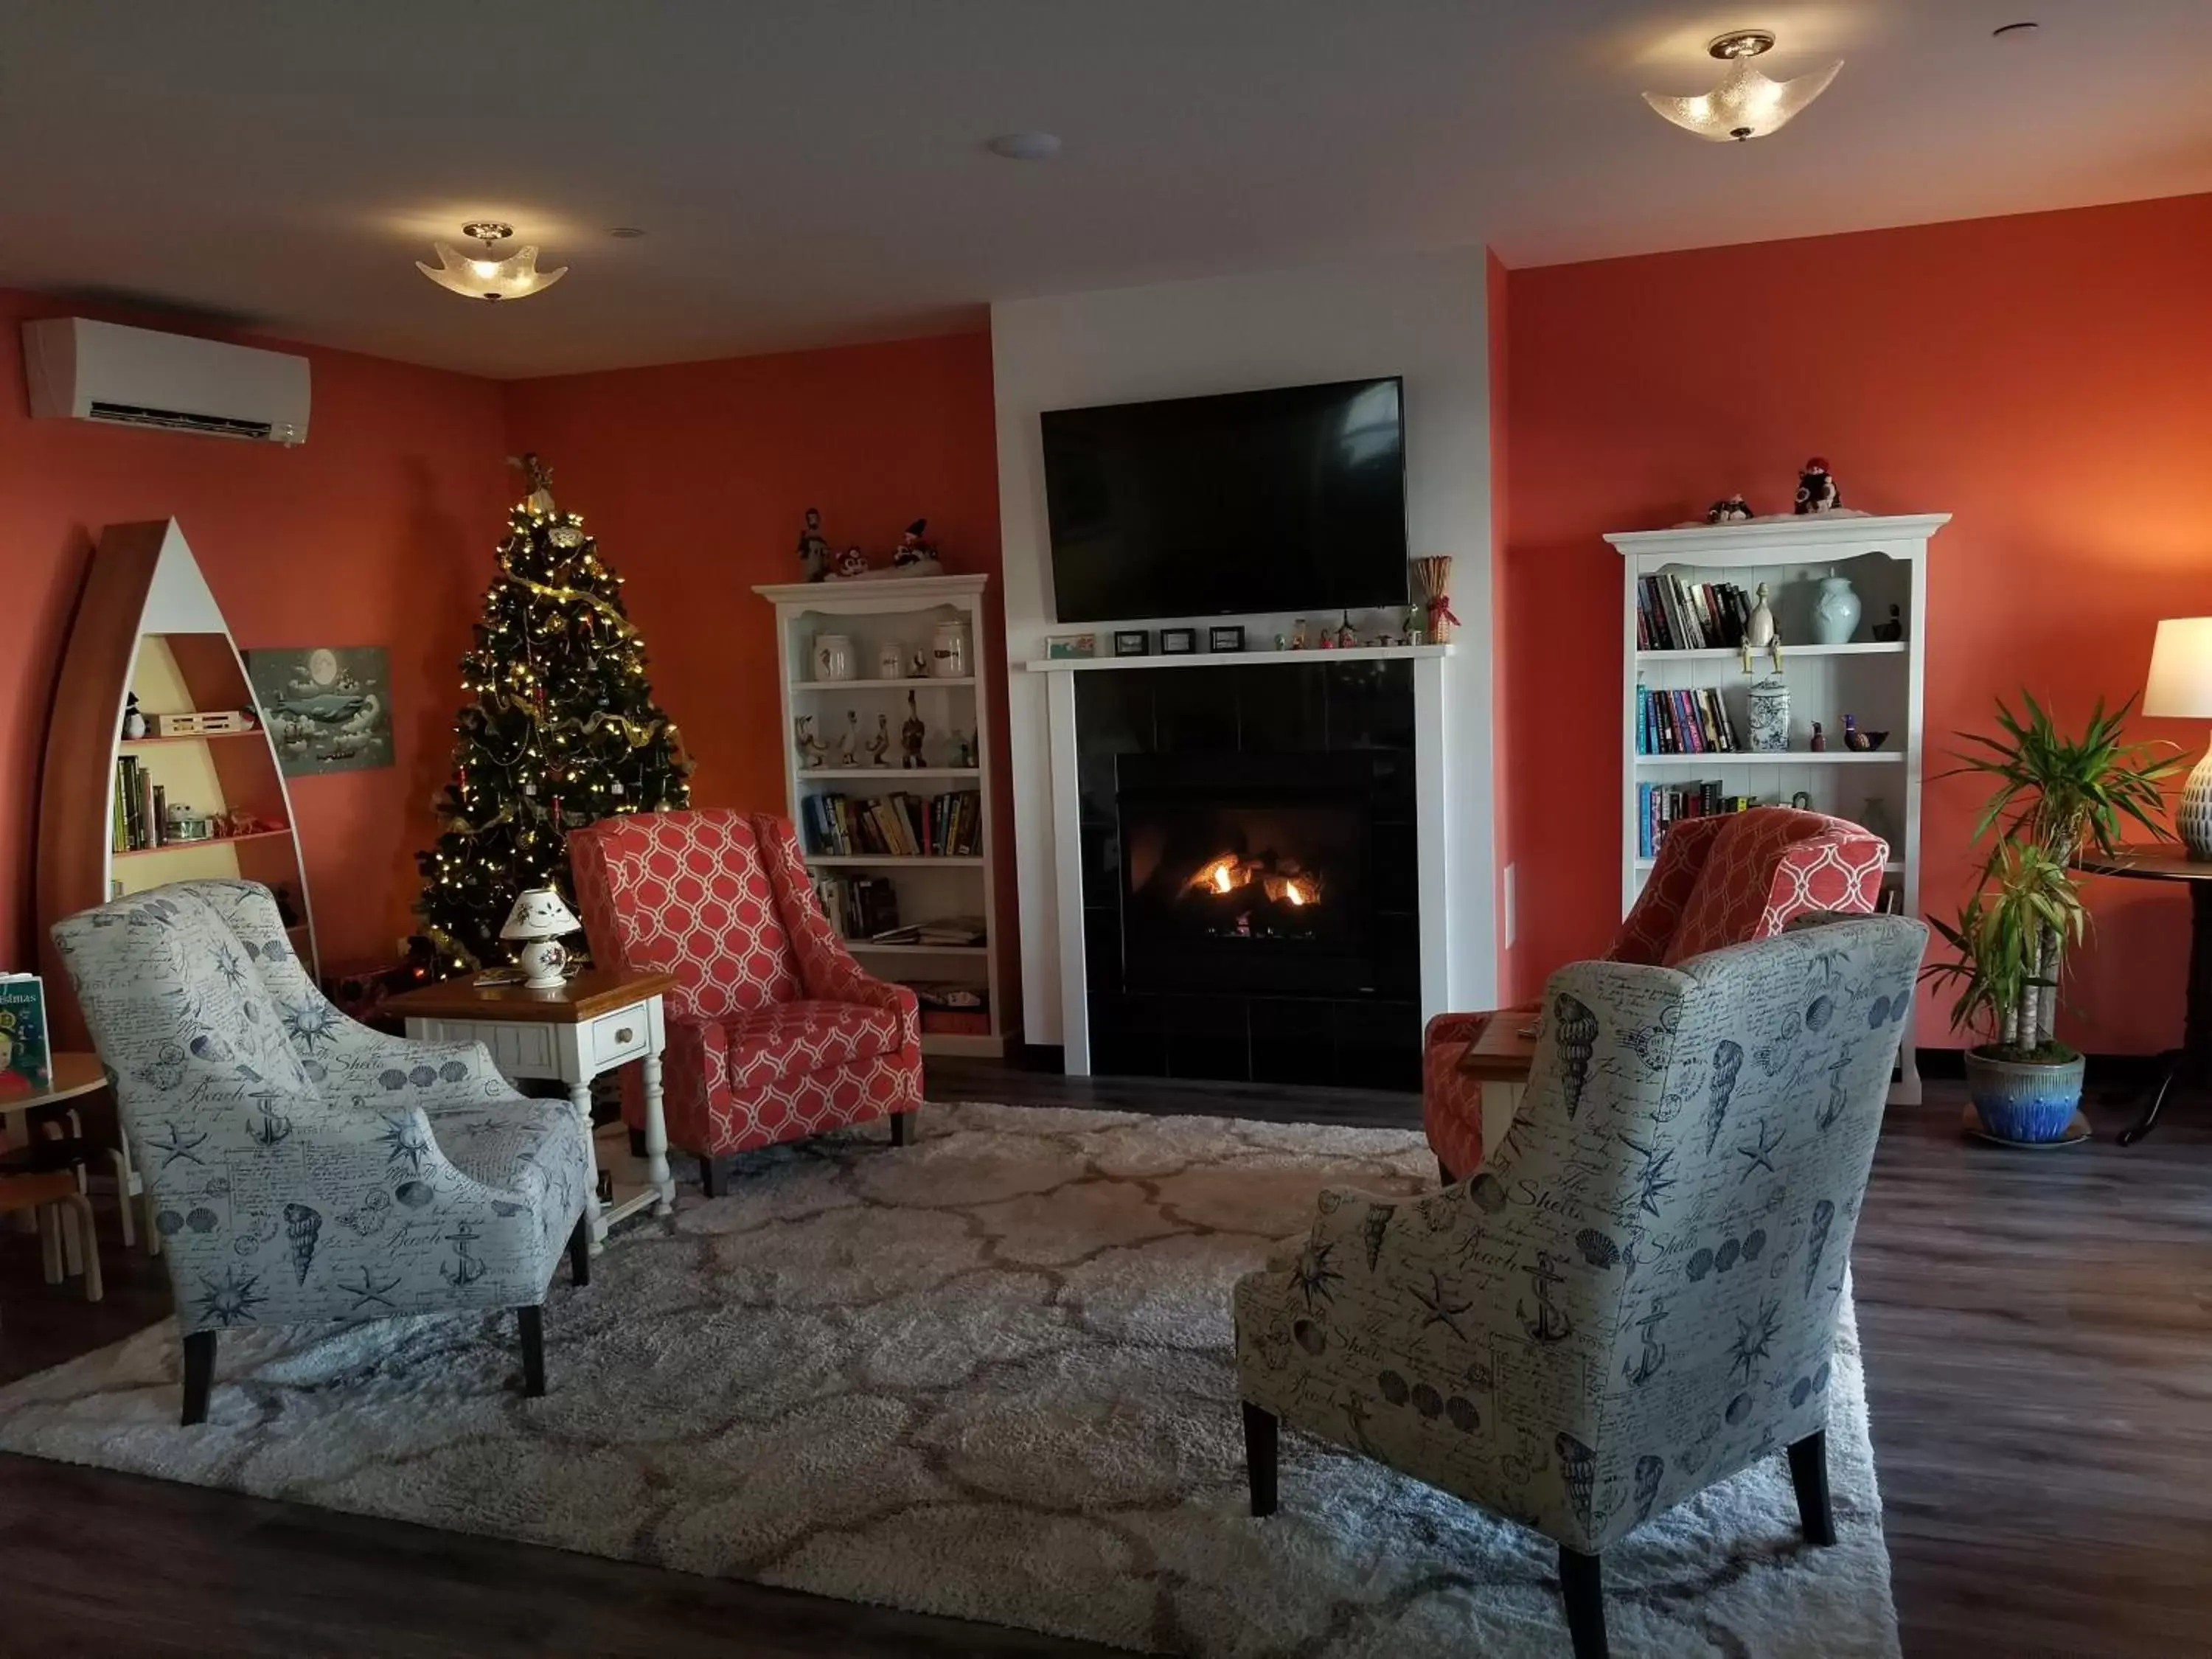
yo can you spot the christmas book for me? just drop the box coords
[0,973,53,1096]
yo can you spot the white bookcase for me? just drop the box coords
[1605,513,1949,1105]
[754,574,1005,1058]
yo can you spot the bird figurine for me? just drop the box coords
[901,690,928,768]
[1810,721,1828,753]
[1794,457,1843,515]
[1843,714,1868,752]
[836,710,860,767]
[1706,493,1754,524]
[1872,603,1903,642]
[1740,581,1783,673]
[793,714,827,770]
[866,713,893,768]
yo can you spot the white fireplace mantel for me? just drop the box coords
[1022,644,1459,1076]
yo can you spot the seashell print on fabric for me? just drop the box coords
[1551,993,1599,1119]
[1705,1039,1744,1152]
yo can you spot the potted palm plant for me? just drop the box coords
[1924,694,2178,1142]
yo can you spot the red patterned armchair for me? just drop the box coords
[1424,807,1888,1181]
[568,810,923,1193]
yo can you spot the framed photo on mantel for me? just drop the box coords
[1159,627,1198,655]
[1112,629,1151,657]
[1208,625,1245,653]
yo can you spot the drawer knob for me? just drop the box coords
[615,1026,635,1044]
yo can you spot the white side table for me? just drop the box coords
[383,967,677,1253]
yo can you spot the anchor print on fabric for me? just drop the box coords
[1518,1250,1573,1345]
[440,1222,487,1289]
[1624,1297,1669,1387]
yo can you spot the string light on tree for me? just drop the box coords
[411,453,692,975]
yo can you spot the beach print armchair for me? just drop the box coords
[1424,807,1888,1180]
[567,810,922,1194]
[1238,914,1926,1659]
[51,880,593,1425]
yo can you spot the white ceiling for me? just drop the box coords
[4,0,2208,379]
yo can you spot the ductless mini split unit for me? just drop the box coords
[22,316,311,445]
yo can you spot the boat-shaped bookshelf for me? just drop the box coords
[35,520,320,1249]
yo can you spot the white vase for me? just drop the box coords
[813,633,856,681]
[931,620,970,678]
[1812,576,1861,646]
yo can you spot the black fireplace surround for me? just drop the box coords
[1075,660,1421,1089]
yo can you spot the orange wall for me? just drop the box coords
[1503,192,2212,1052]
[1,290,509,973]
[500,332,1017,1026]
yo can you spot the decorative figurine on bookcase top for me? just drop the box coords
[796,507,833,582]
[835,710,860,768]
[1810,721,1828,753]
[908,646,931,678]
[835,544,872,579]
[1842,714,1887,752]
[892,518,942,573]
[1335,611,1357,648]
[793,714,828,770]
[1404,606,1425,645]
[1872,603,1903,642]
[1291,618,1310,650]
[1793,457,1843,515]
[866,714,894,768]
[1706,493,1754,524]
[901,691,928,769]
[121,692,147,740]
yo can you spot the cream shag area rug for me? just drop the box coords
[0,1103,1898,1658]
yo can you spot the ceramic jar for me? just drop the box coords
[931,620,970,679]
[813,633,857,682]
[877,642,905,681]
[1812,575,1862,645]
[1747,677,1791,753]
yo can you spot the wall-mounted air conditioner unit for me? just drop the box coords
[22,317,310,445]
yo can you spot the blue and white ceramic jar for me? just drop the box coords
[1747,677,1791,753]
[1812,576,1862,645]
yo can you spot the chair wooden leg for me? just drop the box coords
[181,1332,216,1426]
[518,1305,546,1398]
[698,1155,729,1198]
[1559,1545,1609,1659]
[38,1205,63,1285]
[61,1194,101,1303]
[114,1171,136,1249]
[1242,1401,1279,1517]
[1789,1428,1835,1546]
[890,1109,913,1147]
[568,1214,591,1288]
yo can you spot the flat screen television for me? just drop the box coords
[1040,376,1408,623]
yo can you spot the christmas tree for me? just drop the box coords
[414,456,692,975]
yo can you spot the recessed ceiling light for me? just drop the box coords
[987,131,1062,162]
[608,226,648,239]
[1992,21,2039,38]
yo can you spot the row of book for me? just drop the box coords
[111,756,167,852]
[1635,685,1744,754]
[1637,783,1759,859]
[1637,574,1759,652]
[802,789,984,858]
[811,874,901,942]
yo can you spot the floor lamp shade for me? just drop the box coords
[2145,618,2212,859]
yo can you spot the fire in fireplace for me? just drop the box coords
[1116,753,1374,995]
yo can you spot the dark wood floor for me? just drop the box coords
[4,1058,2210,1658]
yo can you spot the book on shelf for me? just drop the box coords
[1638,574,1753,653]
[111,754,170,852]
[1635,782,1757,859]
[803,789,984,858]
[1635,685,1741,755]
[811,873,900,941]
[0,972,53,1095]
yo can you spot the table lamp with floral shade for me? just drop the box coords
[2144,616,2212,859]
[500,887,583,989]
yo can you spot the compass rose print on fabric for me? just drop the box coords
[194,1267,267,1327]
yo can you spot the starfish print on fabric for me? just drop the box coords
[1410,1268,1473,1340]
[1734,1119,1786,1182]
[378,1113,433,1175]
[147,1121,209,1168]
[1729,1298,1782,1383]
[194,1267,267,1328]
[282,998,345,1054]
[1288,1239,1342,1309]
[1617,1133,1679,1220]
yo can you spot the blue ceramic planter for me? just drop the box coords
[1965,1047,2085,1144]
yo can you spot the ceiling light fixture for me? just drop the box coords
[987,131,1062,161]
[1643,30,1842,143]
[416,220,568,301]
